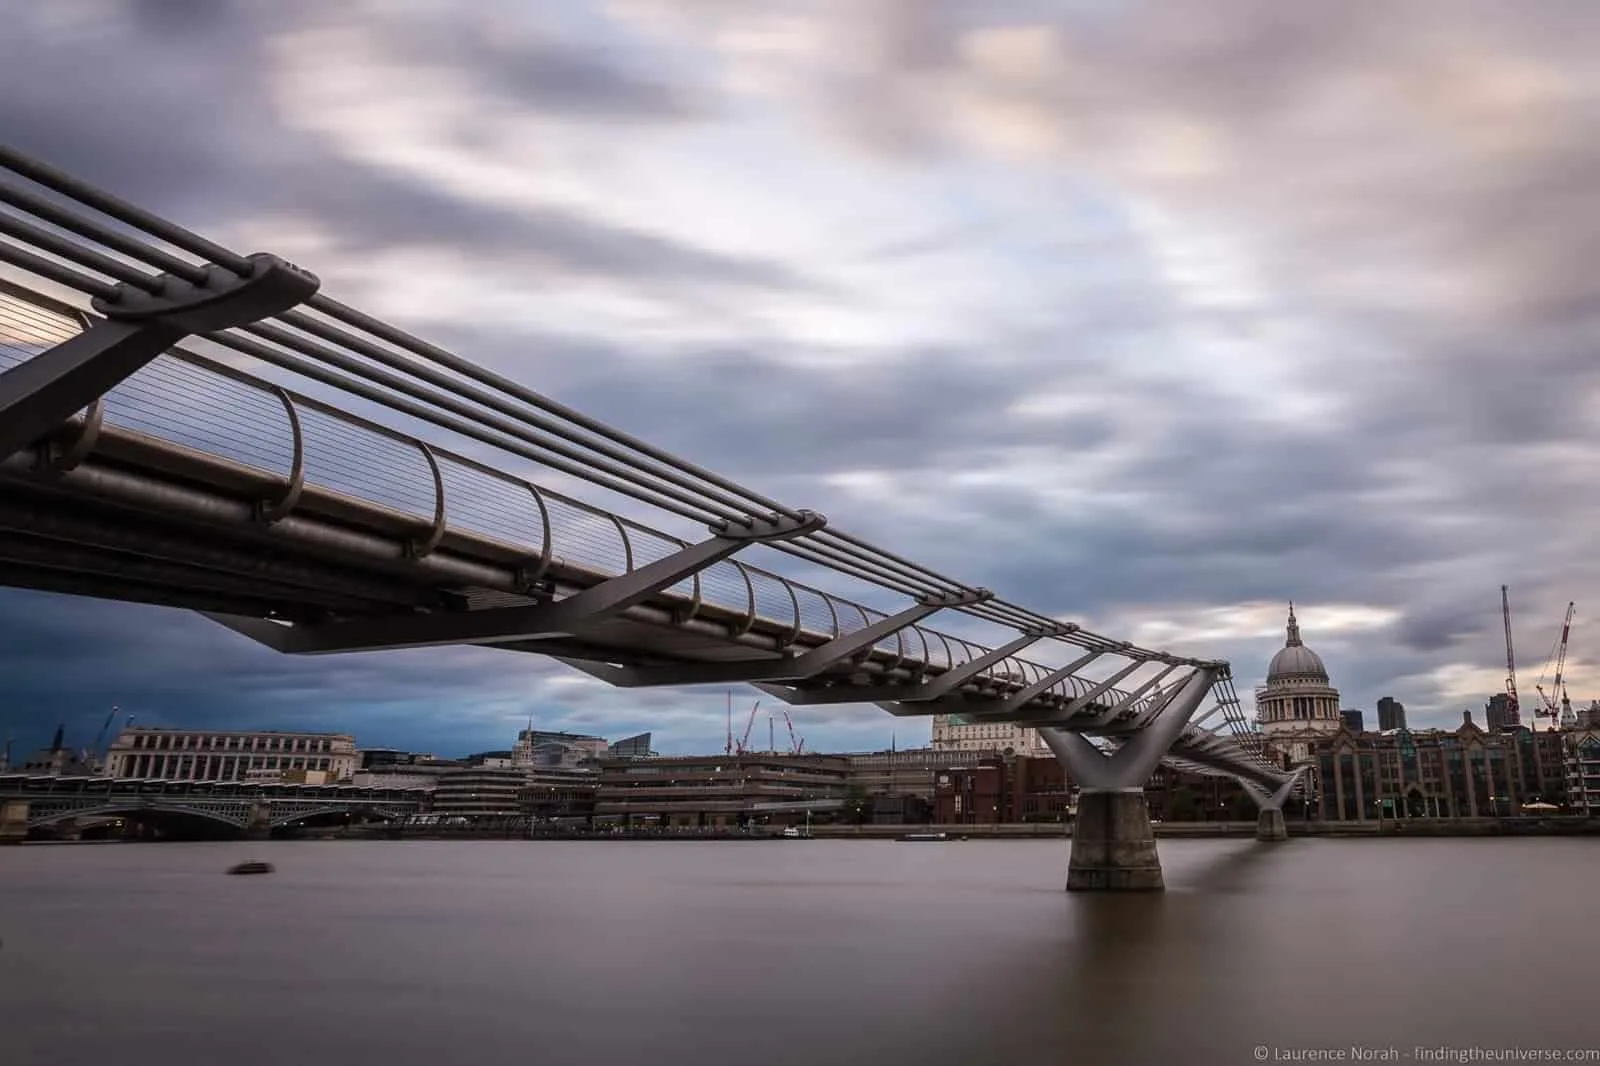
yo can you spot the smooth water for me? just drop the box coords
[1,838,1593,1065]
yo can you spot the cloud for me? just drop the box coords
[3,0,1598,757]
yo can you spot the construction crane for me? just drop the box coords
[1535,603,1576,729]
[724,691,733,756]
[781,709,804,754]
[1501,586,1522,729]
[735,700,761,755]
[87,705,120,770]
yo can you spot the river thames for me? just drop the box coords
[0,837,1593,1065]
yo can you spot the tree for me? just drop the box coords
[1165,787,1201,821]
[843,783,869,825]
[1225,792,1256,821]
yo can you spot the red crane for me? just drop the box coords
[735,700,761,755]
[1501,585,1522,728]
[781,709,804,754]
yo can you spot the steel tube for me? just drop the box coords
[304,293,807,522]
[0,210,159,290]
[237,320,745,523]
[0,495,441,608]
[0,534,408,617]
[0,240,119,300]
[275,308,775,528]
[0,146,253,274]
[0,451,518,590]
[201,329,726,527]
[0,175,208,283]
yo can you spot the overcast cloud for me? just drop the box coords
[3,0,1598,757]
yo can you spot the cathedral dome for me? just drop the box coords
[1266,603,1328,681]
[1268,644,1327,680]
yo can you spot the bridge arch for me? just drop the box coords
[28,801,250,830]
[267,805,401,828]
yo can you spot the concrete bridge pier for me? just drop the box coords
[1242,770,1305,843]
[1066,788,1164,890]
[1043,666,1219,892]
[244,802,272,841]
[0,798,28,844]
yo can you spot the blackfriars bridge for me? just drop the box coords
[0,774,428,840]
[0,144,1301,888]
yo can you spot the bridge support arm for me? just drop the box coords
[1043,667,1218,790]
[753,629,1048,706]
[207,510,827,655]
[992,649,1100,715]
[1055,659,1149,721]
[553,587,993,688]
[1069,663,1183,728]
[0,254,319,462]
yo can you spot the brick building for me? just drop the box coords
[1311,716,1571,820]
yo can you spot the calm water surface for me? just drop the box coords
[0,838,1593,1065]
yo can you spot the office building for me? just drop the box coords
[609,732,654,759]
[1565,731,1600,814]
[1485,693,1519,734]
[520,767,600,822]
[846,748,974,801]
[512,729,610,769]
[1339,709,1365,732]
[430,767,527,819]
[103,727,357,783]
[463,750,517,769]
[1377,697,1407,732]
[845,748,977,824]
[592,753,849,829]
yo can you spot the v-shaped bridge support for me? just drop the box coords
[1039,666,1221,893]
[1240,766,1307,842]
[0,256,318,462]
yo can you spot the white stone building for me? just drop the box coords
[930,715,1050,755]
[1255,604,1343,765]
[103,727,358,783]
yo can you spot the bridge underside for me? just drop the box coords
[0,151,1302,889]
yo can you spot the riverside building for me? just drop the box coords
[103,727,358,783]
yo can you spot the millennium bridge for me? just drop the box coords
[0,144,1301,889]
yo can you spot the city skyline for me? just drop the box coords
[4,1,1599,756]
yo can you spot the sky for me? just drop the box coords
[3,0,1599,758]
